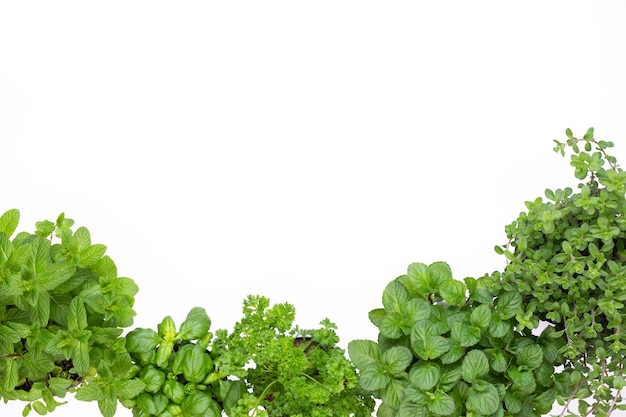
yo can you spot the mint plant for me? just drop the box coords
[349,261,565,417]
[495,128,626,416]
[0,210,138,416]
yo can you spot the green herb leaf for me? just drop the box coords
[157,316,177,342]
[438,279,467,306]
[382,346,413,375]
[0,208,20,238]
[462,350,490,383]
[67,297,87,331]
[516,343,543,370]
[466,380,500,415]
[495,291,522,320]
[181,392,213,416]
[78,244,107,267]
[359,364,390,391]
[427,390,455,416]
[401,262,430,296]
[470,304,493,329]
[177,307,211,340]
[48,378,72,398]
[126,328,162,353]
[409,362,441,391]
[383,281,411,313]
[348,339,382,369]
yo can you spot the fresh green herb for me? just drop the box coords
[349,261,564,417]
[215,295,375,417]
[352,128,626,417]
[5,127,626,417]
[496,128,626,416]
[109,306,225,417]
[0,210,138,416]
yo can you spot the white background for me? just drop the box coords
[1,1,626,416]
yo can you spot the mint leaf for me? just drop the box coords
[467,380,500,415]
[462,350,490,383]
[409,362,441,391]
[496,291,522,320]
[516,343,543,371]
[78,244,107,267]
[67,297,88,331]
[382,281,410,314]
[348,339,382,369]
[0,208,20,238]
[427,390,455,416]
[75,383,104,401]
[48,378,72,397]
[438,279,467,306]
[382,346,412,375]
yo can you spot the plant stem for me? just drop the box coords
[560,377,584,417]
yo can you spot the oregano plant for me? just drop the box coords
[495,128,626,416]
[0,210,138,416]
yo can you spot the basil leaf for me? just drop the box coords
[218,380,246,414]
[157,316,177,341]
[163,380,186,404]
[136,393,158,415]
[126,328,162,353]
[140,364,165,393]
[181,344,210,384]
[177,307,211,340]
[155,340,174,369]
[182,392,213,415]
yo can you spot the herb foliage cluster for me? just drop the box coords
[3,128,626,417]
[348,128,626,417]
[0,211,138,416]
[496,128,626,416]
[348,262,564,417]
